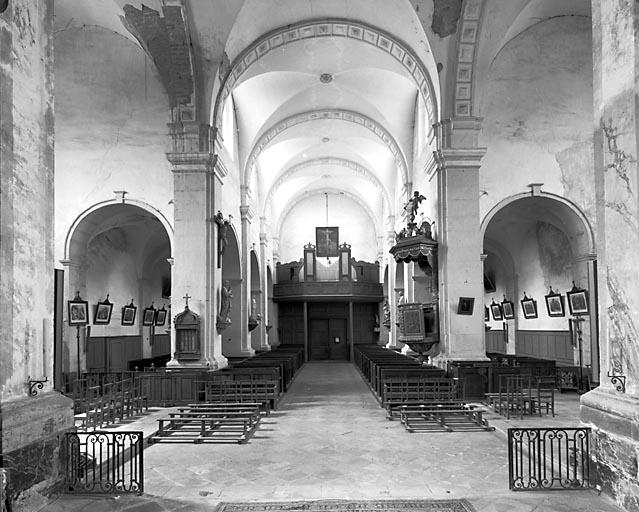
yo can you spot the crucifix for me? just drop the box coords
[183,293,191,308]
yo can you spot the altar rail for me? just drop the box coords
[508,427,591,491]
[64,431,144,495]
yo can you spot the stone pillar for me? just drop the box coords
[258,229,271,351]
[581,2,639,509]
[166,128,217,369]
[59,258,87,375]
[386,232,400,349]
[238,204,255,357]
[0,1,74,505]
[433,118,487,361]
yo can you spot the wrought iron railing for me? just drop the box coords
[64,431,143,494]
[1,468,8,512]
[508,427,591,491]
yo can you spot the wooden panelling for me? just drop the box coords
[485,329,506,354]
[152,333,170,357]
[278,302,304,345]
[352,303,378,345]
[515,330,573,365]
[86,336,143,372]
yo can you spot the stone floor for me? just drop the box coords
[43,361,624,512]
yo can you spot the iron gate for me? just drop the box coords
[508,427,591,491]
[64,431,144,494]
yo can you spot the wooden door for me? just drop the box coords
[309,318,348,360]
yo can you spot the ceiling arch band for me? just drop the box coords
[452,0,484,117]
[244,108,409,188]
[275,188,381,249]
[263,157,392,215]
[212,18,438,131]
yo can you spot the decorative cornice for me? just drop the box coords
[244,109,409,187]
[433,147,487,170]
[240,204,254,222]
[213,18,437,131]
[166,151,216,173]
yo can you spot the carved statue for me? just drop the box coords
[219,280,233,323]
[403,191,426,224]
[214,211,229,264]
[382,298,391,327]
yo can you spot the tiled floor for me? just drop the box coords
[43,362,624,512]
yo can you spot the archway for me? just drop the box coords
[221,224,242,357]
[482,194,598,386]
[62,203,172,377]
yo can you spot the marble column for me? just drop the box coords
[433,118,487,362]
[0,1,74,504]
[385,239,400,349]
[166,125,219,369]
[581,2,639,509]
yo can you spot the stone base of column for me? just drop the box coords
[209,354,229,370]
[223,349,255,359]
[1,392,74,510]
[165,359,212,370]
[581,388,639,512]
[400,344,416,356]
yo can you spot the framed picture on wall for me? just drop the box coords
[501,299,515,320]
[520,295,538,319]
[315,226,339,258]
[457,297,475,315]
[68,296,89,326]
[142,306,157,326]
[121,301,137,326]
[490,301,503,321]
[484,306,490,322]
[155,307,167,326]
[93,295,113,325]
[567,288,589,316]
[545,290,565,317]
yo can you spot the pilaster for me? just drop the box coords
[433,117,487,362]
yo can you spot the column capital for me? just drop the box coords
[166,151,216,173]
[259,232,268,245]
[240,205,253,222]
[59,258,81,269]
[434,117,484,150]
[433,147,487,171]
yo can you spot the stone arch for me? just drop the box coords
[61,201,173,374]
[275,189,381,251]
[263,157,392,216]
[212,18,439,132]
[244,109,409,190]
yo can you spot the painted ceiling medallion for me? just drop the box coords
[319,73,333,83]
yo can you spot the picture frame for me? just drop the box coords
[121,301,137,326]
[93,296,113,325]
[520,295,538,319]
[155,307,167,326]
[567,288,589,316]
[315,226,339,258]
[142,306,157,326]
[68,298,89,326]
[545,291,565,317]
[457,297,475,315]
[484,306,490,322]
[490,301,503,321]
[501,299,515,320]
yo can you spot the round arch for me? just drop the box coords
[211,17,439,132]
[64,197,173,261]
[275,188,381,249]
[263,157,392,216]
[244,108,409,189]
[480,191,595,258]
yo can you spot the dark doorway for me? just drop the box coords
[309,318,348,360]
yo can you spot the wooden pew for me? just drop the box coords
[399,403,494,432]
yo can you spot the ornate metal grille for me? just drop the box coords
[508,428,591,491]
[64,431,143,494]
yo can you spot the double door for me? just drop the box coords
[309,318,348,360]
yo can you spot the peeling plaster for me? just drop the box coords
[535,221,572,288]
[431,0,462,38]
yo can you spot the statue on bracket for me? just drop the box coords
[216,280,233,333]
[396,191,433,241]
[214,211,231,268]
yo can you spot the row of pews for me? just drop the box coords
[151,345,304,444]
[71,373,149,430]
[354,345,494,433]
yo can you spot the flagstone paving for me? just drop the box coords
[44,362,624,512]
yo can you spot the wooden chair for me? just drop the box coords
[533,376,555,417]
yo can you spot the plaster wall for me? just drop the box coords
[479,16,595,230]
[278,195,378,264]
[0,0,56,401]
[54,26,173,265]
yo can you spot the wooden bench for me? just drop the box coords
[399,403,494,432]
[382,378,462,419]
[202,380,279,411]
[152,407,261,444]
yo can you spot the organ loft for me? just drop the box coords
[0,1,638,511]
